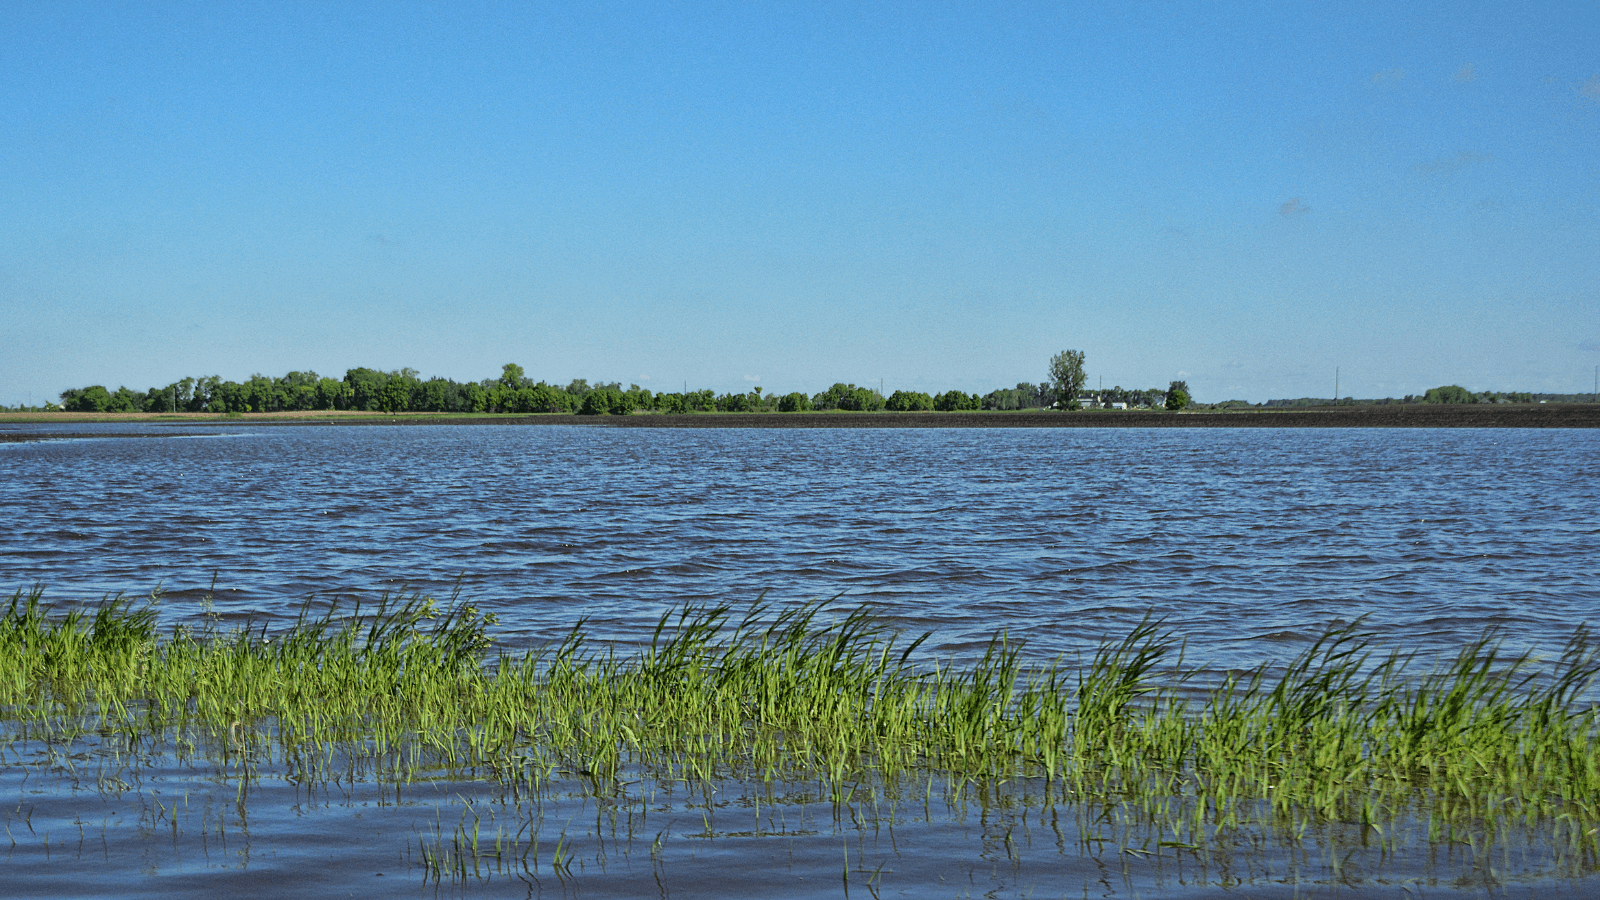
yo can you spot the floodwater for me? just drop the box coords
[2,421,1598,897]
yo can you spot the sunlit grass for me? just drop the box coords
[2,585,1597,880]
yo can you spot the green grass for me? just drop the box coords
[2,586,1597,876]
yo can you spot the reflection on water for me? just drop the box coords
[5,732,1594,900]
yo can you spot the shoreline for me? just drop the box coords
[5,404,1600,428]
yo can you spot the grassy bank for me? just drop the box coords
[3,588,1598,873]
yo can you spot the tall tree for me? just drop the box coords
[500,363,526,390]
[1166,380,1191,410]
[1049,351,1087,410]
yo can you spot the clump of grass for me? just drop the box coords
[2,586,1598,869]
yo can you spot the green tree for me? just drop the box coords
[316,377,347,410]
[344,368,388,411]
[211,380,247,413]
[152,377,196,411]
[109,386,142,412]
[1165,380,1191,410]
[141,385,172,413]
[981,385,1046,410]
[500,364,526,390]
[244,374,281,412]
[377,378,411,413]
[1049,351,1087,410]
[934,390,980,411]
[62,385,112,412]
[886,390,934,411]
[717,392,752,412]
[280,371,321,410]
[813,383,884,411]
[1422,385,1475,404]
[416,377,467,412]
[463,381,489,412]
[627,384,654,411]
[524,382,576,413]
[191,376,224,412]
[579,387,634,415]
[778,391,813,412]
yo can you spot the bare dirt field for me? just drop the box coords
[560,405,1600,428]
[11,405,1596,430]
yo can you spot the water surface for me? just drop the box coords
[4,422,1595,665]
[2,422,1597,898]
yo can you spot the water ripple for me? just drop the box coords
[1,423,1597,672]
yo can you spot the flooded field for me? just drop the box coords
[2,422,1597,896]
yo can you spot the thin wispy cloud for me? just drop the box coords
[1279,198,1311,217]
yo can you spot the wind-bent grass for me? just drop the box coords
[3,586,1598,873]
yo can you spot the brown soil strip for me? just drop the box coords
[0,431,212,443]
[544,406,1600,428]
[49,405,1591,429]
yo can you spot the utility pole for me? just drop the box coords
[1335,367,1339,404]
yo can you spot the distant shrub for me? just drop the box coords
[933,390,980,412]
[886,390,935,411]
[811,383,885,411]
[579,388,635,415]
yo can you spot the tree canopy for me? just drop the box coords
[1049,351,1087,410]
[47,354,1212,415]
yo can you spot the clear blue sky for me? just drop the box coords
[4,1,1597,405]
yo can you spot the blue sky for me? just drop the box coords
[3,1,1597,405]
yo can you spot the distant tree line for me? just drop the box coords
[1254,386,1568,408]
[46,361,1584,417]
[41,349,1206,415]
[48,366,1082,415]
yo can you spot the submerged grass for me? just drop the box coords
[3,586,1598,875]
